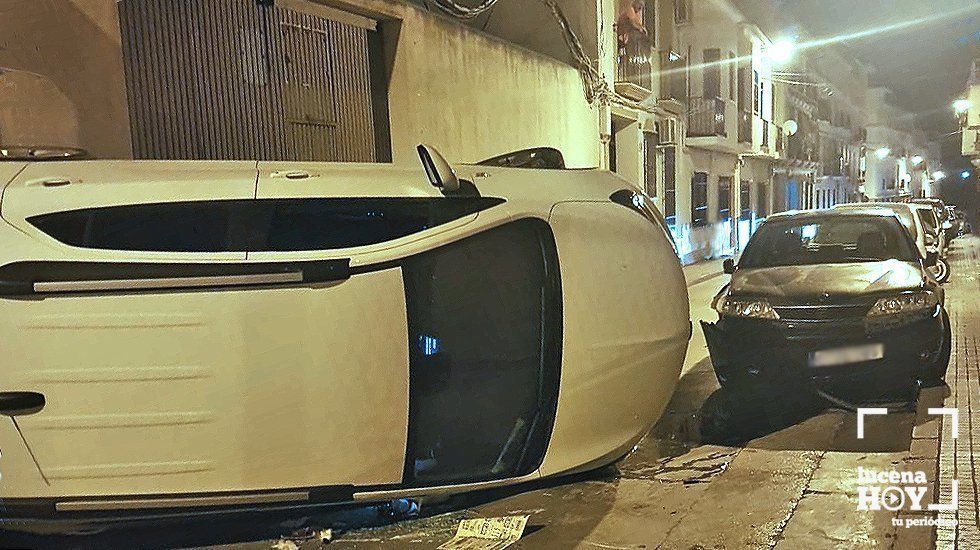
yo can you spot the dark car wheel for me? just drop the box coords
[926,309,952,384]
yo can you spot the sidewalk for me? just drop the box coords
[935,234,980,549]
[682,257,730,287]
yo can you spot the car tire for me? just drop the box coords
[926,310,952,384]
[931,258,951,284]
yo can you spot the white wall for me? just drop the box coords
[355,0,602,167]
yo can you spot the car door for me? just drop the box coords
[0,161,283,500]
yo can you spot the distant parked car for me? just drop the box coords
[909,202,950,283]
[0,145,691,532]
[703,208,950,406]
[912,198,956,245]
[834,202,949,284]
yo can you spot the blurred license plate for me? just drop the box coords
[809,343,884,367]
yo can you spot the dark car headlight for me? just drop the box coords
[866,291,938,318]
[713,291,780,320]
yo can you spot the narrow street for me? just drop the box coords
[6,235,970,550]
[292,236,973,550]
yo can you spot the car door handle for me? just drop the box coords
[270,170,314,180]
[0,392,45,416]
[40,178,72,187]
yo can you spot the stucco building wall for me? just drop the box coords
[0,0,131,158]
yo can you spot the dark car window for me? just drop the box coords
[28,197,504,252]
[740,215,918,268]
[915,209,938,234]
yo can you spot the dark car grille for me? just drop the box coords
[773,303,873,322]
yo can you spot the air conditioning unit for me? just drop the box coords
[657,119,679,145]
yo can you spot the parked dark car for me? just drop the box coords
[702,208,951,405]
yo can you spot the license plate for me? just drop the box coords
[809,343,884,367]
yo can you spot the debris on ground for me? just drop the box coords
[272,525,334,548]
[437,515,530,550]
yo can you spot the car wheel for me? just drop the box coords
[927,310,952,384]
[931,258,951,284]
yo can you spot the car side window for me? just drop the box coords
[28,198,504,253]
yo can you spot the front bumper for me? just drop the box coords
[701,307,946,403]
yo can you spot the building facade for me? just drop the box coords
[961,59,980,170]
[0,0,943,264]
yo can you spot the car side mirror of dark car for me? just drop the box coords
[723,258,736,274]
[925,251,938,268]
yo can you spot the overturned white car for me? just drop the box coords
[0,146,689,531]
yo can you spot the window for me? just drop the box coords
[728,52,736,101]
[674,0,689,22]
[28,198,505,252]
[644,0,657,44]
[718,176,732,222]
[703,49,721,98]
[757,182,769,219]
[692,172,709,227]
[740,216,918,268]
[740,181,751,221]
[752,70,761,114]
[643,131,658,197]
[738,66,750,110]
[664,146,677,227]
[402,219,561,484]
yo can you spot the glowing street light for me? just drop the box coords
[910,155,924,167]
[765,39,796,64]
[962,170,972,180]
[874,147,891,160]
[953,99,971,114]
[932,171,946,180]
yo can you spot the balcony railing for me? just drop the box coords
[738,110,752,143]
[687,97,726,137]
[616,29,653,92]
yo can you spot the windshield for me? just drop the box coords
[740,215,918,268]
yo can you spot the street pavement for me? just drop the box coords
[4,237,978,550]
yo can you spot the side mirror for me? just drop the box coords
[924,251,938,268]
[417,144,460,192]
[723,258,736,274]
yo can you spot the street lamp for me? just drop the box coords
[910,155,923,167]
[962,170,972,180]
[874,147,891,160]
[953,99,971,114]
[932,171,946,180]
[765,39,795,64]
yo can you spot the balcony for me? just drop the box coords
[687,97,726,137]
[738,110,752,143]
[615,29,653,100]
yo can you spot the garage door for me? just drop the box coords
[119,0,381,162]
